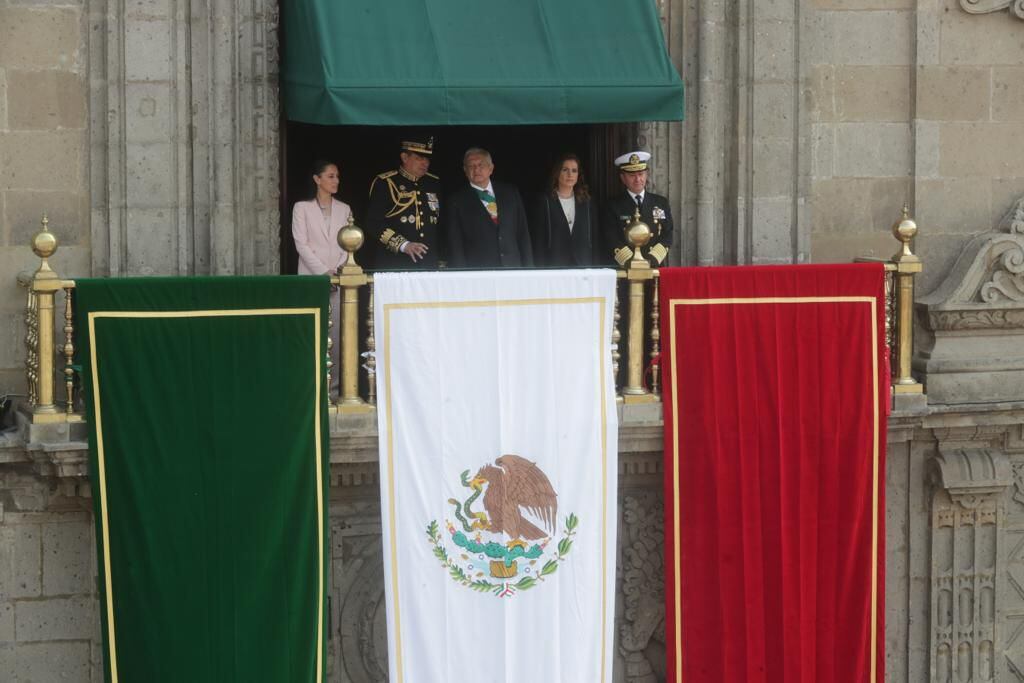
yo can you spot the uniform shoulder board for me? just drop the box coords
[377,170,398,180]
[425,172,440,180]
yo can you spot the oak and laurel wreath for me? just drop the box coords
[426,513,579,595]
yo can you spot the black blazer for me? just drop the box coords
[602,191,674,265]
[531,193,596,267]
[445,181,534,268]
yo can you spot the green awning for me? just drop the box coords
[282,0,684,125]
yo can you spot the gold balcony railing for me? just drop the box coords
[17,209,923,424]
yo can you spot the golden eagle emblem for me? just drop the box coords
[427,454,578,598]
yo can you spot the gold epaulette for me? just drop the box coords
[649,243,668,264]
[613,246,633,266]
[377,170,398,180]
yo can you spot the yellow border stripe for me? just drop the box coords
[381,295,610,683]
[665,296,880,683]
[88,307,325,683]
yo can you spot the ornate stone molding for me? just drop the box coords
[916,195,1024,403]
[960,0,1024,20]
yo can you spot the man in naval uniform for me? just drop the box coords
[367,137,442,269]
[601,151,674,267]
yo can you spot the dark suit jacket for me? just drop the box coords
[530,193,596,267]
[445,181,534,268]
[602,191,675,265]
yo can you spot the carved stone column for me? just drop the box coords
[928,448,1012,683]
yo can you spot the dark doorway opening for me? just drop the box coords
[279,123,621,274]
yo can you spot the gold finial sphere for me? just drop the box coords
[624,207,652,249]
[338,215,364,253]
[32,214,58,258]
[892,204,917,244]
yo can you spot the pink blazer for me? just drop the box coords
[292,198,352,275]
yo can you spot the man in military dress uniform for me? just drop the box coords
[367,137,442,269]
[602,151,674,266]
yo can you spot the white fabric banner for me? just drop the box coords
[374,269,619,683]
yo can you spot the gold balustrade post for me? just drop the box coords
[891,207,923,394]
[365,277,377,406]
[621,208,658,404]
[611,276,623,402]
[335,216,374,414]
[29,215,66,422]
[649,272,661,396]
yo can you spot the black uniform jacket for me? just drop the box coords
[530,193,596,267]
[601,191,674,266]
[445,181,534,268]
[366,168,441,270]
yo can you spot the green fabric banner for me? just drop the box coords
[76,276,330,683]
[283,0,684,125]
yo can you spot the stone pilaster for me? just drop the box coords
[928,448,1012,682]
[87,0,280,277]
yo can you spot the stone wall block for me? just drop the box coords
[811,123,835,179]
[753,82,796,139]
[7,70,87,131]
[124,19,172,83]
[42,521,93,596]
[6,191,89,248]
[751,198,794,263]
[834,122,912,177]
[124,82,172,144]
[807,65,835,122]
[0,602,13,642]
[914,119,941,179]
[0,130,84,191]
[809,11,912,66]
[0,69,8,131]
[0,313,26,371]
[0,641,90,680]
[835,66,910,122]
[753,20,795,82]
[916,66,990,122]
[939,123,1024,178]
[812,0,913,8]
[993,67,1024,122]
[124,141,175,207]
[810,230,902,263]
[940,5,1024,66]
[915,178,992,235]
[0,8,82,70]
[0,525,41,599]
[752,138,796,197]
[125,207,177,275]
[15,595,94,641]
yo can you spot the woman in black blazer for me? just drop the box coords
[531,153,596,267]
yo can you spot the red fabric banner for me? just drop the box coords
[660,264,887,683]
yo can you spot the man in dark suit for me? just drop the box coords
[602,151,674,266]
[366,137,442,269]
[445,147,533,268]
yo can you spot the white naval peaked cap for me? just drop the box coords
[614,151,651,172]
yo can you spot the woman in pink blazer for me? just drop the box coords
[292,160,351,392]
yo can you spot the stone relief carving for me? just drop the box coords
[619,493,666,683]
[960,0,1024,20]
[929,449,1012,682]
[332,504,388,683]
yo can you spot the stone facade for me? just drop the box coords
[4,0,1024,681]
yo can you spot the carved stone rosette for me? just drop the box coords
[928,449,1012,682]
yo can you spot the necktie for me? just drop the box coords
[635,194,643,211]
